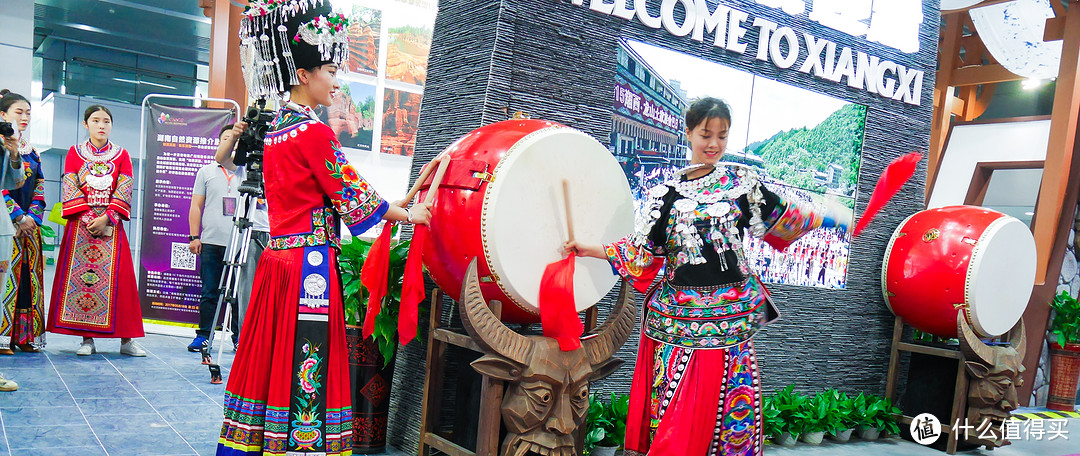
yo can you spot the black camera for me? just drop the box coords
[234,99,275,198]
[0,122,13,138]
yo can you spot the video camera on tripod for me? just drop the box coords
[233,99,275,198]
[203,98,275,383]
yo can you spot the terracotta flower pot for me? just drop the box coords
[1047,342,1080,411]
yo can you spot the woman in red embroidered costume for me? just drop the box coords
[46,105,145,357]
[0,90,46,355]
[217,1,430,455]
[567,98,847,456]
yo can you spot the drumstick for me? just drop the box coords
[423,156,452,205]
[400,157,441,206]
[562,179,575,243]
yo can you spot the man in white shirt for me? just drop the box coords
[188,127,243,352]
[214,121,270,350]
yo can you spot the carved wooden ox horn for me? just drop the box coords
[460,259,536,364]
[581,281,636,365]
[458,258,636,363]
[958,315,1027,366]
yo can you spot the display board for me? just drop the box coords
[138,103,234,327]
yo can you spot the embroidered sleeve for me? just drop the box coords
[61,147,89,219]
[746,182,825,251]
[602,184,669,292]
[30,177,45,225]
[2,190,24,222]
[604,238,663,293]
[308,129,387,236]
[107,149,134,221]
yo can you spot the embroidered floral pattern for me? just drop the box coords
[643,280,768,349]
[268,208,338,251]
[290,339,325,451]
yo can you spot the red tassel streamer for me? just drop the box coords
[852,153,922,237]
[398,225,427,346]
[360,221,395,339]
[539,253,584,351]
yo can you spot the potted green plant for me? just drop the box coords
[799,391,831,444]
[1048,291,1080,411]
[770,385,808,446]
[854,394,900,439]
[584,393,630,456]
[823,389,857,442]
[338,234,416,453]
[762,396,783,443]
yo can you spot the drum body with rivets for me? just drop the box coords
[418,119,635,323]
[882,205,1036,338]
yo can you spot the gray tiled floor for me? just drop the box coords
[0,333,407,456]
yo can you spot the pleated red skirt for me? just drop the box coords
[624,334,764,456]
[217,247,353,456]
[46,218,143,338]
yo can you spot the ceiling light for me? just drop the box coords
[112,78,177,90]
[1024,211,1035,216]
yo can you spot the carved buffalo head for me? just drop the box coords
[458,259,636,456]
[958,316,1026,448]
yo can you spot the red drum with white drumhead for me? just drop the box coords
[882,206,1036,338]
[418,119,634,323]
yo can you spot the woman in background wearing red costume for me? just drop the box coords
[217,1,430,455]
[568,98,846,456]
[47,104,145,357]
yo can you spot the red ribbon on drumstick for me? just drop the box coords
[361,156,447,344]
[852,152,922,237]
[539,179,586,351]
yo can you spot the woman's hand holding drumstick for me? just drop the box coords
[560,179,606,260]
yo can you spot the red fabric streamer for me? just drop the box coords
[852,152,922,237]
[360,221,395,339]
[538,253,584,351]
[398,225,428,346]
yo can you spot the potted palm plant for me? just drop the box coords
[1047,291,1080,411]
[584,393,630,456]
[338,234,416,453]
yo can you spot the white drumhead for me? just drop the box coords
[482,127,635,313]
[966,216,1036,337]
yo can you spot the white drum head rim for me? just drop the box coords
[965,215,1036,337]
[881,211,920,315]
[480,126,635,315]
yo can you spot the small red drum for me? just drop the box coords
[882,206,1036,338]
[418,119,634,323]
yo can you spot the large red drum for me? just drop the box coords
[882,206,1036,338]
[418,119,634,323]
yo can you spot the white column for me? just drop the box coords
[0,0,34,99]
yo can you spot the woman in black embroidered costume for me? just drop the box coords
[567,97,845,455]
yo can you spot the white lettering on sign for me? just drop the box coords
[568,0,927,106]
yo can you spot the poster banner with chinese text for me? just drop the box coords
[139,103,234,327]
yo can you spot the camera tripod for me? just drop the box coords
[202,178,265,384]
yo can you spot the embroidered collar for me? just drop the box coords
[271,103,321,132]
[671,163,756,204]
[77,140,121,163]
[16,137,32,156]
